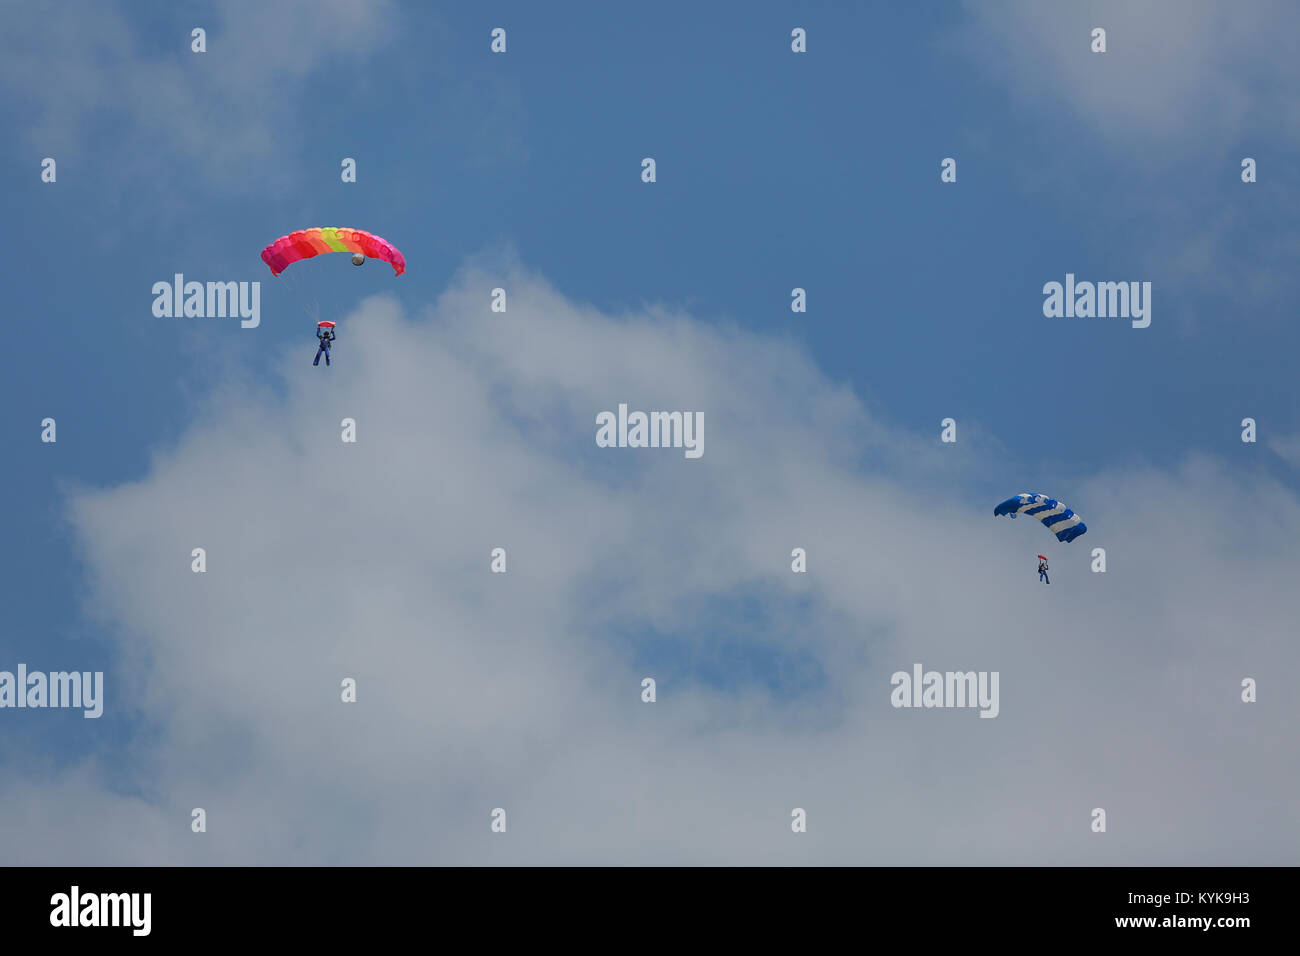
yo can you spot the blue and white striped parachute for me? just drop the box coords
[993,493,1088,543]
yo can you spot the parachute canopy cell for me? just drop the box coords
[317,321,336,328]
[994,493,1088,543]
[261,227,405,276]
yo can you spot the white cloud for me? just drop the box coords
[951,0,1300,150]
[1268,433,1300,470]
[0,0,394,182]
[4,261,1296,863]
[946,1,1300,324]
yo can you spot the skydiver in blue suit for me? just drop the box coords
[1038,556,1049,584]
[314,324,335,366]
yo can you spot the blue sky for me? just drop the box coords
[2,1,1298,863]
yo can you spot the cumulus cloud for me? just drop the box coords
[0,0,393,182]
[946,1,1300,321]
[2,261,1295,863]
[951,0,1300,150]
[1268,433,1300,471]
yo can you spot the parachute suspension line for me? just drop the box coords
[281,267,322,325]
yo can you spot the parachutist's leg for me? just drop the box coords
[325,351,330,366]
[314,348,322,366]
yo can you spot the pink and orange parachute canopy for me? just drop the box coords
[261,227,405,276]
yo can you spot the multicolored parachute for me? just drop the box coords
[994,493,1088,543]
[261,227,405,277]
